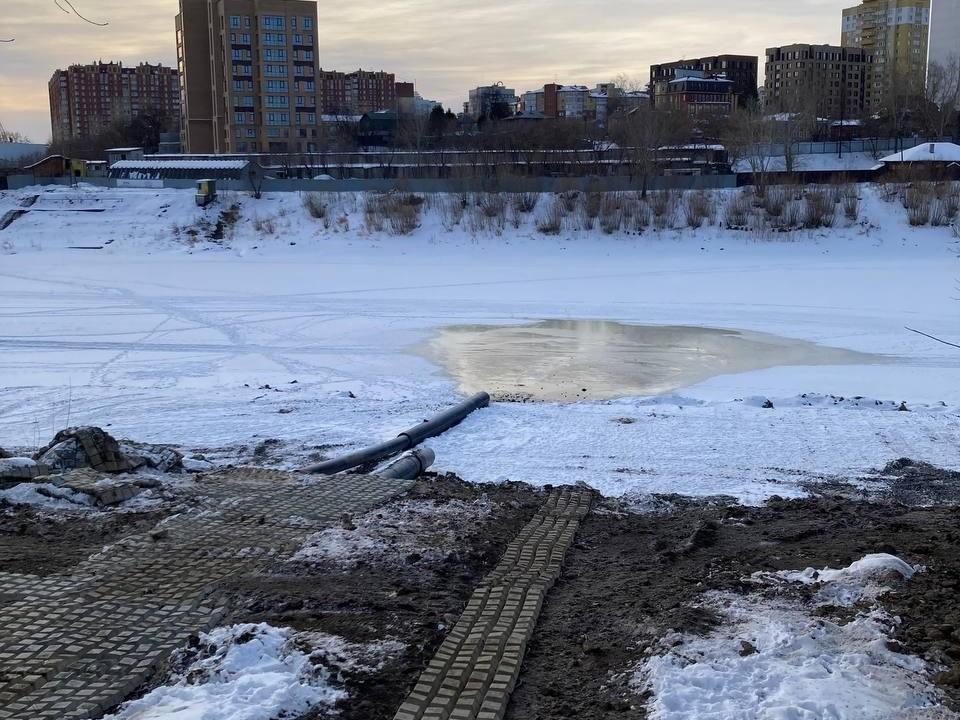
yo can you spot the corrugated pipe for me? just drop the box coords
[305,392,490,475]
[377,448,436,480]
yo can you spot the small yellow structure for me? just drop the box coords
[195,179,218,207]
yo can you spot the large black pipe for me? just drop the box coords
[305,392,490,475]
[377,448,436,480]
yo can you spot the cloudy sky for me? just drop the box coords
[0,0,851,142]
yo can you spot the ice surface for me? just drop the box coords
[1,184,958,501]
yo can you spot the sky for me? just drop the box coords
[0,0,853,143]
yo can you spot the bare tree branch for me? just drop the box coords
[1,0,108,41]
[905,326,960,350]
[58,0,109,26]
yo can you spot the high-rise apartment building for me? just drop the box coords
[48,62,180,145]
[764,44,874,119]
[176,0,321,154]
[841,0,931,113]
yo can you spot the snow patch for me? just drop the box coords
[758,553,923,607]
[0,483,93,511]
[635,555,953,719]
[103,623,401,720]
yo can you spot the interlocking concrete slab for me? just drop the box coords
[393,487,594,720]
[0,468,411,719]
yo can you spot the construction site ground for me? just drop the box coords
[2,460,960,719]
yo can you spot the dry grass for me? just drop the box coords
[536,197,564,235]
[724,193,752,228]
[803,189,835,228]
[365,192,423,235]
[439,195,465,231]
[302,192,329,220]
[684,191,714,229]
[584,192,603,220]
[839,185,860,222]
[252,215,277,234]
[513,193,538,213]
[598,194,623,234]
[762,187,789,219]
[561,191,579,214]
[649,190,677,230]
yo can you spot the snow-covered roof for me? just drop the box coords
[110,160,249,171]
[106,147,144,153]
[669,77,733,85]
[320,114,362,123]
[659,144,725,151]
[879,142,960,163]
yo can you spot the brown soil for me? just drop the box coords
[0,506,168,576]
[505,494,960,720]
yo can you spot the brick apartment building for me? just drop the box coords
[316,69,404,115]
[650,55,758,108]
[765,44,875,119]
[177,0,323,153]
[48,62,180,145]
[654,70,738,114]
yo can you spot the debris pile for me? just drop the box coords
[1,426,188,508]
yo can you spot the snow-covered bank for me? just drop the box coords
[635,555,955,720]
[1,184,958,501]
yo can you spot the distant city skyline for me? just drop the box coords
[0,0,881,142]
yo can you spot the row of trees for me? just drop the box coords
[46,109,175,159]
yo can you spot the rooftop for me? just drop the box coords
[880,142,960,163]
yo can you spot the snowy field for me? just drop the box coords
[1,183,959,502]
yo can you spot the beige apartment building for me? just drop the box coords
[842,0,931,113]
[764,44,874,119]
[176,0,321,153]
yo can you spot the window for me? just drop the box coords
[234,112,246,124]
[291,16,297,29]
[247,128,256,137]
[230,15,241,28]
[303,17,313,29]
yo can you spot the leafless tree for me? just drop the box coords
[609,108,691,196]
[723,108,776,195]
[922,57,960,138]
